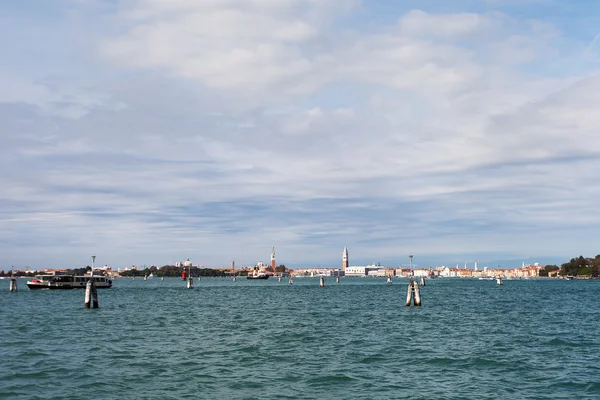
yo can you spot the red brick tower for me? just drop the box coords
[271,247,276,272]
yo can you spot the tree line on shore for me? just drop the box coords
[119,265,243,277]
[557,255,600,277]
[117,264,288,277]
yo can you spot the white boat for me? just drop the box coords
[247,271,269,280]
[26,275,113,290]
[247,266,269,280]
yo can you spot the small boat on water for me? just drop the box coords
[26,275,113,290]
[247,266,269,280]
[247,272,269,280]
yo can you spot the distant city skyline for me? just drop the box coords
[2,0,600,268]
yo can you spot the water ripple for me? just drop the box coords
[2,278,600,399]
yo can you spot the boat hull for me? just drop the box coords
[26,275,113,290]
[26,283,113,290]
[246,275,269,280]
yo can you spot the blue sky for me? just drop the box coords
[2,0,600,270]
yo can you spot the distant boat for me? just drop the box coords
[247,271,269,280]
[247,265,269,280]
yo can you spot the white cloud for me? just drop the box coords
[2,1,600,267]
[100,0,358,96]
[398,9,494,38]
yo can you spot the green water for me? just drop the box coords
[2,277,599,399]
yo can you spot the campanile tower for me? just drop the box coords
[271,247,276,271]
[342,247,349,271]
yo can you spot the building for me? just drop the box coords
[271,247,276,271]
[342,247,349,272]
[345,266,367,277]
[292,268,343,277]
[176,257,193,268]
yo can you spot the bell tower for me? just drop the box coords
[271,247,276,271]
[342,247,349,271]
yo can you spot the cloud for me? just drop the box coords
[99,0,358,97]
[398,9,494,38]
[1,0,600,268]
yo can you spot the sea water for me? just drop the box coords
[2,278,599,399]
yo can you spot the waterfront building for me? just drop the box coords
[345,266,367,277]
[366,268,388,277]
[344,264,388,277]
[176,257,193,268]
[292,267,343,277]
[396,268,412,277]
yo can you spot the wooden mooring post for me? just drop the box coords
[319,276,325,288]
[9,267,17,292]
[420,276,426,286]
[186,266,194,289]
[9,277,18,292]
[405,279,422,306]
[84,256,99,308]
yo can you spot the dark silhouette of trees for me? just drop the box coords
[560,255,600,277]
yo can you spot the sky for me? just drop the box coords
[2,0,600,270]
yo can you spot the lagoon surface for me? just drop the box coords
[2,277,600,399]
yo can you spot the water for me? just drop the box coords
[2,277,600,399]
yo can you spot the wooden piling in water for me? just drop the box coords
[406,280,413,306]
[85,256,99,308]
[387,276,392,284]
[420,276,426,286]
[9,278,17,292]
[336,276,340,284]
[92,282,99,308]
[319,276,325,287]
[84,279,99,308]
[84,280,91,308]
[187,277,194,289]
[413,281,421,306]
[406,280,422,306]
